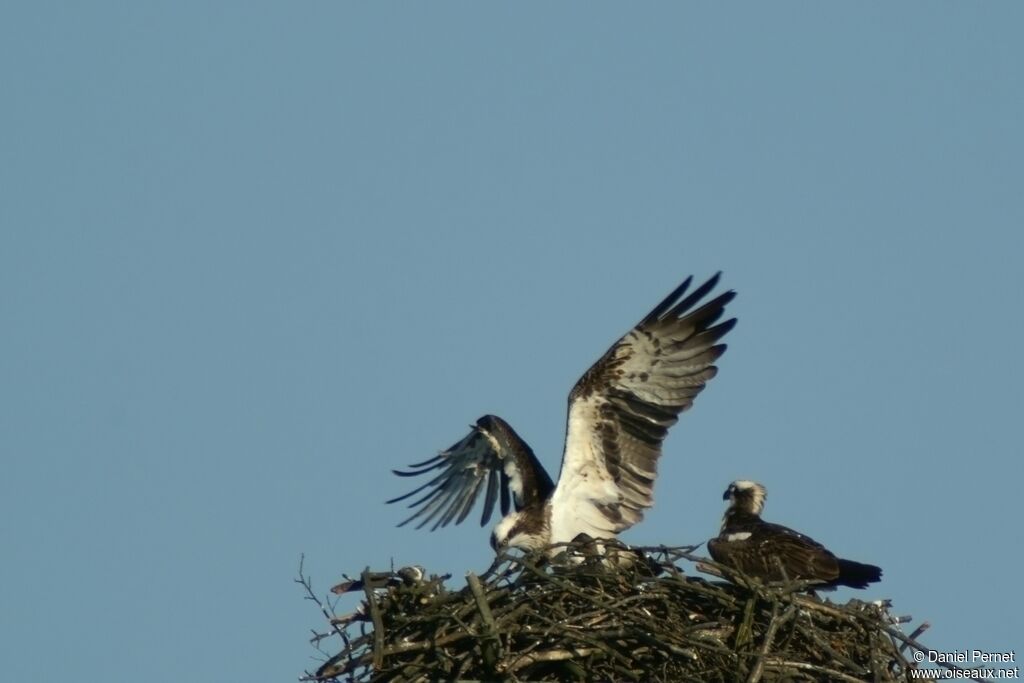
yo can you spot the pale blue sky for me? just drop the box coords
[2,3,1021,681]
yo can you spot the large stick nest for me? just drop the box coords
[299,543,949,682]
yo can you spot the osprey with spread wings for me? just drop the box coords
[388,274,736,553]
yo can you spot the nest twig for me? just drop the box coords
[298,543,965,682]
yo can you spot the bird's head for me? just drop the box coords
[490,510,548,553]
[723,479,767,516]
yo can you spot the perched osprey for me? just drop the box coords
[707,480,882,589]
[388,273,736,553]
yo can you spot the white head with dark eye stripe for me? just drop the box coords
[723,480,767,516]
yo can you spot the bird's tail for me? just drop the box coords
[835,558,883,589]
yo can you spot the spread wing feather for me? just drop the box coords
[550,273,736,540]
[388,414,554,530]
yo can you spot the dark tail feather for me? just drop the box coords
[833,558,883,589]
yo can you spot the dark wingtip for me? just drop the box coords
[642,275,694,324]
[391,468,423,478]
[385,489,411,505]
[665,275,734,323]
[714,316,738,337]
[394,453,446,470]
[716,289,738,307]
[385,479,430,504]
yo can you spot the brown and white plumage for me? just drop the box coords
[389,415,554,533]
[389,274,736,553]
[707,480,883,589]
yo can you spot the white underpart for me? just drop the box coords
[549,396,625,544]
[482,429,526,506]
[491,514,519,544]
[491,510,548,551]
[724,531,752,542]
[502,457,525,507]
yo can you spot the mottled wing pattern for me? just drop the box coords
[388,415,553,530]
[550,273,736,540]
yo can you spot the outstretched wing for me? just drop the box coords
[550,273,736,540]
[387,415,554,531]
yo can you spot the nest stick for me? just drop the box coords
[360,569,385,671]
[303,545,932,683]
